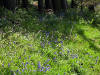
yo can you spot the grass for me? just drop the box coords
[0,6,100,75]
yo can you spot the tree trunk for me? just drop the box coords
[61,0,68,10]
[71,0,77,8]
[88,5,95,12]
[38,0,43,12]
[45,0,53,9]
[52,0,62,12]
[22,0,28,8]
[0,0,4,7]
[3,0,16,11]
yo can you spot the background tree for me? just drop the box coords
[71,0,77,8]
[61,0,68,10]
[21,0,29,8]
[0,0,4,7]
[52,0,62,12]
[38,0,43,12]
[3,0,16,11]
[45,0,53,9]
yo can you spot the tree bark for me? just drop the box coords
[52,0,62,12]
[71,0,77,8]
[22,0,28,8]
[38,0,43,12]
[0,0,4,7]
[88,5,95,12]
[45,0,53,9]
[61,0,68,10]
[3,0,16,11]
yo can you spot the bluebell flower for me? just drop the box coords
[60,41,63,44]
[13,41,15,44]
[19,71,21,74]
[38,61,41,69]
[71,54,78,59]
[44,68,48,72]
[53,57,56,60]
[43,59,50,65]
[48,41,51,45]
[59,52,62,55]
[41,42,45,48]
[67,49,70,54]
[40,66,45,71]
[16,69,19,72]
[97,56,99,59]
[33,70,36,72]
[54,52,57,55]
[25,62,28,69]
[45,32,49,37]
[22,69,25,72]
[89,56,92,58]
[26,62,28,64]
[8,63,10,67]
[46,64,50,66]
[2,63,4,67]
[19,56,21,59]
[29,44,32,47]
[80,66,82,68]
[24,57,27,59]
[22,62,24,66]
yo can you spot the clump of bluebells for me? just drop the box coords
[37,60,51,72]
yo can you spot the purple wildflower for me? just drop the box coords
[60,41,63,44]
[33,70,36,72]
[67,49,70,54]
[19,71,21,74]
[59,52,62,54]
[40,66,45,71]
[16,69,19,72]
[22,62,24,66]
[2,63,4,67]
[13,41,16,44]
[26,62,28,64]
[46,32,49,37]
[38,61,41,69]
[22,69,25,72]
[71,54,78,59]
[48,41,51,45]
[54,52,57,55]
[8,63,10,67]
[46,64,50,66]
[19,56,21,59]
[53,57,56,60]
[44,67,50,72]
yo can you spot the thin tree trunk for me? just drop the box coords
[71,0,77,8]
[0,0,4,7]
[38,0,43,12]
[88,5,95,12]
[45,0,53,9]
[61,0,68,10]
[52,0,61,12]
[3,0,16,11]
[22,0,28,8]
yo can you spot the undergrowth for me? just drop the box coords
[0,7,100,75]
